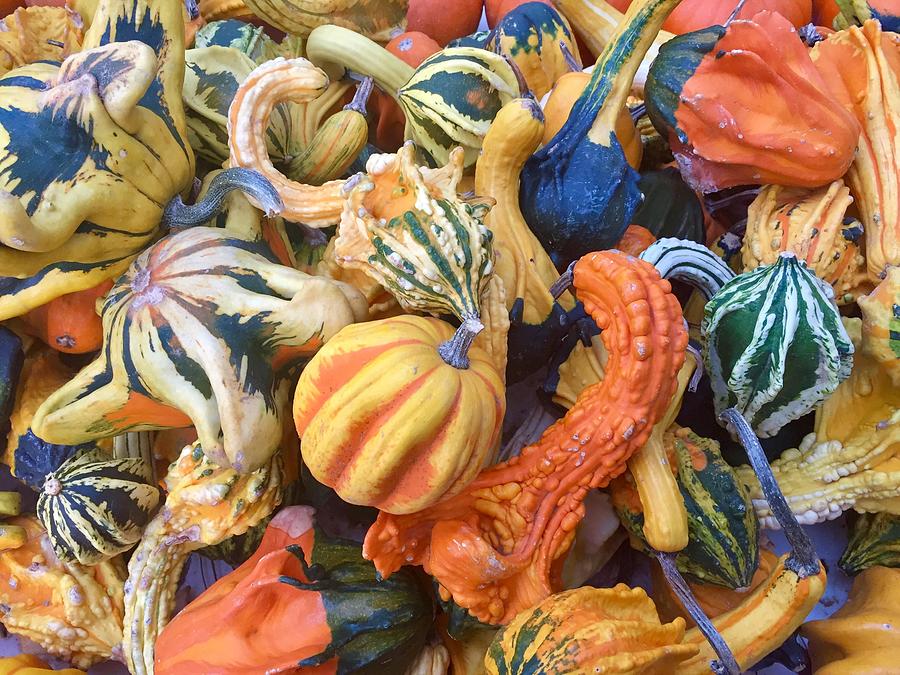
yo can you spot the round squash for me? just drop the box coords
[294,315,506,514]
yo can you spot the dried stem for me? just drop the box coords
[438,318,484,369]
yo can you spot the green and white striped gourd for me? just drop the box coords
[840,512,900,575]
[702,252,854,438]
[639,237,734,299]
[37,448,161,565]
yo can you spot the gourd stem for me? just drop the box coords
[343,77,374,115]
[686,343,704,392]
[799,23,825,46]
[162,168,283,228]
[549,261,578,299]
[559,41,581,72]
[720,408,821,578]
[305,25,414,102]
[503,55,533,100]
[656,551,740,675]
[438,318,484,370]
[724,0,748,26]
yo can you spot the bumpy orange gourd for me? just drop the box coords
[18,281,112,354]
[364,251,688,624]
[295,315,506,514]
[802,566,900,674]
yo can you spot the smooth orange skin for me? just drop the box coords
[812,0,840,26]
[616,225,656,255]
[407,0,483,46]
[605,0,811,33]
[19,281,112,354]
[155,507,336,675]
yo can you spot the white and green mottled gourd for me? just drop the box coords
[639,237,734,299]
[702,253,854,438]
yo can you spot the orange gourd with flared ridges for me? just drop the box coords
[363,251,688,624]
[294,315,505,515]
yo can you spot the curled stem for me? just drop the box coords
[438,317,484,370]
[559,41,581,73]
[162,168,283,228]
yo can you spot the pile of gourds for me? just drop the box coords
[0,0,895,672]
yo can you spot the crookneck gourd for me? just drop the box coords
[518,0,683,269]
[840,512,900,575]
[702,253,854,438]
[802,566,900,674]
[484,585,700,674]
[295,315,506,514]
[30,227,367,472]
[0,515,126,669]
[364,251,688,624]
[0,0,195,320]
[305,26,520,167]
[155,506,434,674]
[0,6,83,76]
[122,442,283,675]
[645,10,860,193]
[742,181,870,305]
[812,19,900,282]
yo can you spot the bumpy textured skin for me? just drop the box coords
[646,11,860,193]
[0,7,82,75]
[31,227,367,472]
[742,181,869,305]
[484,585,698,673]
[702,253,854,438]
[335,144,494,321]
[812,22,900,282]
[738,316,900,527]
[520,0,681,269]
[840,512,900,575]
[0,516,125,669]
[227,57,349,226]
[122,443,283,675]
[240,0,406,39]
[0,0,195,320]
[155,507,433,674]
[36,447,161,565]
[294,315,506,514]
[364,251,688,624]
[803,566,900,674]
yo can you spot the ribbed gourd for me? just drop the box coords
[0,0,195,320]
[36,448,161,565]
[702,253,854,438]
[0,6,82,76]
[631,168,706,244]
[840,512,900,575]
[241,0,406,40]
[644,10,860,193]
[611,427,759,589]
[30,227,367,473]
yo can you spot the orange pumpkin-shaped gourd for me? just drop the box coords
[294,315,505,515]
[18,281,112,354]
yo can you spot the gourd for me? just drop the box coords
[31,227,367,473]
[155,506,434,674]
[406,0,483,46]
[0,515,126,669]
[0,0,195,320]
[0,324,23,442]
[36,447,161,565]
[0,6,82,75]
[364,250,688,624]
[0,655,84,675]
[858,266,900,387]
[840,512,900,575]
[518,0,681,269]
[702,253,854,438]
[811,20,900,282]
[742,181,869,305]
[631,168,705,243]
[645,10,860,193]
[612,427,760,588]
[18,281,111,354]
[474,96,576,382]
[122,442,283,675]
[294,315,506,514]
[834,0,900,30]
[240,0,406,40]
[607,0,813,34]
[617,224,656,255]
[305,26,520,167]
[486,2,581,99]
[198,0,255,20]
[0,491,25,549]
[802,566,900,674]
[484,585,699,673]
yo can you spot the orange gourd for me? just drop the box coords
[617,224,657,255]
[812,0,840,26]
[364,251,688,624]
[605,0,812,33]
[18,281,112,354]
[407,0,483,46]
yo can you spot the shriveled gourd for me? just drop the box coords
[811,20,900,282]
[31,227,366,472]
[155,506,434,674]
[364,251,688,624]
[241,0,406,39]
[0,6,82,75]
[0,0,195,320]
[122,442,283,675]
[484,585,699,674]
[645,10,860,193]
[0,516,125,669]
[840,512,900,575]
[803,566,900,674]
[742,181,869,304]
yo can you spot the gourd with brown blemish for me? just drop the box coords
[18,281,112,354]
[364,250,688,624]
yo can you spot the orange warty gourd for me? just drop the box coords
[407,0,484,46]
[19,281,112,354]
[364,251,688,624]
